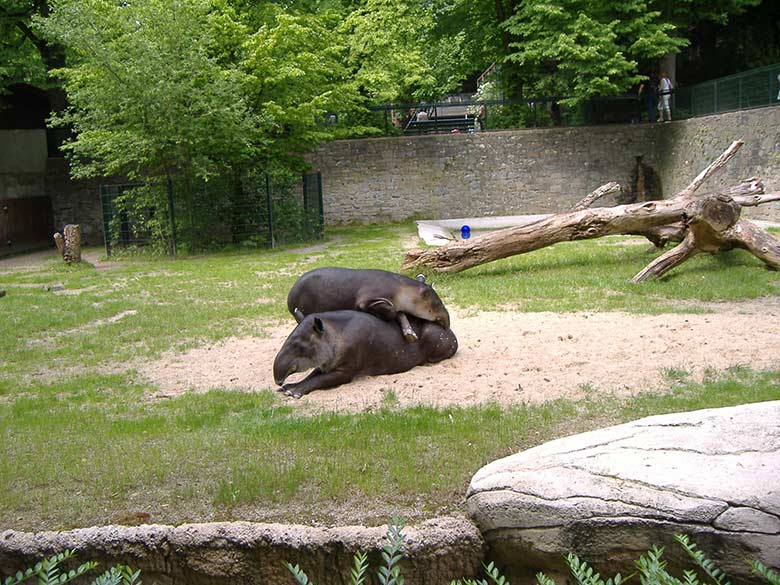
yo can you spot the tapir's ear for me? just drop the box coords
[415,273,427,283]
[313,317,324,334]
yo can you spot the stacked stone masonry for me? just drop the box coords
[307,105,780,225]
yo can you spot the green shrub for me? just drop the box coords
[2,550,140,585]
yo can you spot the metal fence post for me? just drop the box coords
[738,77,743,109]
[714,80,718,113]
[166,177,177,256]
[99,185,112,258]
[265,173,274,249]
[317,172,324,239]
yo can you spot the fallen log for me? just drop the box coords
[632,194,780,282]
[402,140,780,280]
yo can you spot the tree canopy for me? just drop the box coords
[0,0,771,185]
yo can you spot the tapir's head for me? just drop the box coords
[397,275,450,329]
[273,315,334,386]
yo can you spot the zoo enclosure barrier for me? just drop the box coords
[335,62,780,135]
[100,171,323,257]
[674,63,780,119]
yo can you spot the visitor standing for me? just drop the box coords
[657,72,673,122]
[638,73,658,122]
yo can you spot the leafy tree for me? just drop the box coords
[243,6,362,157]
[502,0,685,105]
[0,2,48,93]
[40,0,259,182]
[340,0,437,103]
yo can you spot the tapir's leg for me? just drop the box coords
[281,368,354,398]
[396,312,418,342]
[292,307,305,323]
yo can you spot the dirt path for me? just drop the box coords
[142,297,780,413]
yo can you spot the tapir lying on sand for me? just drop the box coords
[273,310,458,398]
[286,267,450,342]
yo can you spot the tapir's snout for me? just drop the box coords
[437,311,450,329]
[273,353,297,386]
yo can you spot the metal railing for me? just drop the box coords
[329,63,780,137]
[674,63,780,119]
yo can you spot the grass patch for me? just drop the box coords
[2,368,779,530]
[1,222,779,529]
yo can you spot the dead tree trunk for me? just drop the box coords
[632,194,780,281]
[402,140,780,280]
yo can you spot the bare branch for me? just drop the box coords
[677,140,744,198]
[570,182,621,211]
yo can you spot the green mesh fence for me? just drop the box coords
[100,172,323,256]
[674,63,780,119]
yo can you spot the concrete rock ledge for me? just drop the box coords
[0,516,485,585]
[467,400,780,583]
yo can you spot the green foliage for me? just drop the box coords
[1,550,140,585]
[503,0,686,106]
[41,0,259,182]
[451,561,511,585]
[340,0,436,103]
[0,0,52,94]
[285,519,406,585]
[567,553,627,585]
[534,534,779,585]
[243,6,362,156]
[378,519,406,585]
[535,573,556,585]
[675,535,731,585]
[351,551,370,585]
[751,561,780,585]
[40,0,345,251]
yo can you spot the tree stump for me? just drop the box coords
[62,224,82,264]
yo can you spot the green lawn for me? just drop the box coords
[1,223,779,530]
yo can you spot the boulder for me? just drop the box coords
[467,401,780,583]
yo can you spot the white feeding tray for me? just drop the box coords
[416,215,550,246]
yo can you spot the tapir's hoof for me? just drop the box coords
[403,330,419,342]
[281,385,304,399]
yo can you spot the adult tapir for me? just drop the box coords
[273,310,458,398]
[286,267,450,341]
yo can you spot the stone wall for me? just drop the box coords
[307,105,780,224]
[0,130,47,199]
[655,106,780,221]
[45,157,105,245]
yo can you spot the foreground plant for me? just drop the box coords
[286,518,406,585]
[2,550,140,585]
[287,518,780,585]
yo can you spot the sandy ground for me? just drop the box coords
[142,297,780,413]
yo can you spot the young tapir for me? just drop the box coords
[273,310,458,398]
[286,267,450,342]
